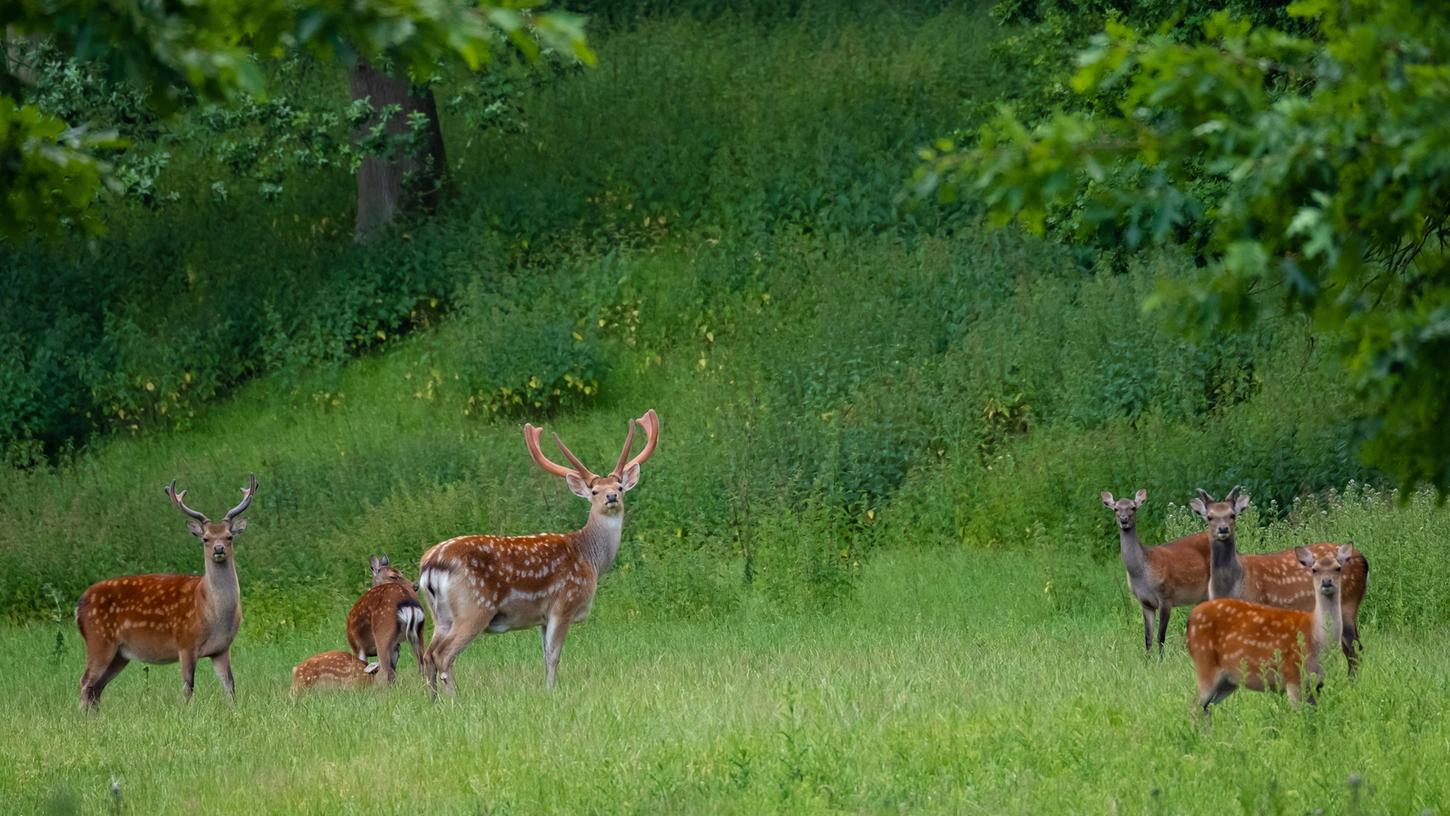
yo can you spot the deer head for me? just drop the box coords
[1296,543,1354,598]
[523,409,659,520]
[369,555,410,587]
[1189,486,1250,544]
[165,474,257,564]
[1100,489,1147,531]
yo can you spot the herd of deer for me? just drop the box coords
[68,405,1361,717]
[1102,486,1368,712]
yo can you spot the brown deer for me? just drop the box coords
[291,650,377,697]
[1190,486,1368,672]
[1100,489,1210,655]
[418,409,659,697]
[345,555,425,683]
[75,475,257,710]
[1187,544,1353,712]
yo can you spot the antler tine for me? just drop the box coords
[523,424,581,479]
[223,474,258,521]
[165,479,209,523]
[620,408,659,474]
[611,418,636,477]
[552,432,598,482]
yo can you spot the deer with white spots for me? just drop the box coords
[1100,489,1211,655]
[418,409,659,697]
[291,650,377,697]
[1190,486,1368,672]
[74,475,257,710]
[345,555,425,683]
[1187,544,1353,712]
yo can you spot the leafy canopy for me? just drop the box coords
[0,0,593,237]
[915,0,1450,490]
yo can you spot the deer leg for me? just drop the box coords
[80,651,128,711]
[1342,622,1361,676]
[1198,672,1235,714]
[543,616,571,691]
[427,606,491,699]
[408,620,426,677]
[1141,606,1154,655]
[179,650,197,702]
[1156,607,1172,657]
[1285,682,1302,709]
[211,649,236,701]
[382,638,400,684]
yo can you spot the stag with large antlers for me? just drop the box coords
[418,410,659,697]
[75,475,257,710]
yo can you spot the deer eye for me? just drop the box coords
[591,489,598,495]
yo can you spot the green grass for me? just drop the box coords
[4,549,1446,815]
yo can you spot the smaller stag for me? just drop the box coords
[291,650,377,697]
[1188,544,1353,712]
[1100,489,1210,655]
[75,475,257,710]
[1190,487,1368,671]
[345,555,425,683]
[419,409,659,697]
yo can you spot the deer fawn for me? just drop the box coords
[345,555,425,683]
[1187,544,1353,711]
[1190,487,1368,671]
[291,650,377,697]
[1100,489,1210,655]
[418,409,659,697]
[75,475,257,710]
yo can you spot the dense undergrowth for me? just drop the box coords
[1,1,1441,628]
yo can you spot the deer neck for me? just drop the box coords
[200,554,241,617]
[577,512,625,574]
[1116,524,1149,580]
[1208,533,1244,599]
[1312,587,1344,657]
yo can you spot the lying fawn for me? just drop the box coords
[1100,489,1210,655]
[1191,487,1368,671]
[75,475,257,710]
[291,650,377,697]
[419,409,659,696]
[1187,544,1352,711]
[345,555,425,683]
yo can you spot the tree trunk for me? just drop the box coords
[348,58,448,241]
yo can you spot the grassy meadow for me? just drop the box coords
[6,1,1450,814]
[6,545,1449,815]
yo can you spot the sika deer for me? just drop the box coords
[1187,545,1353,711]
[1190,487,1368,671]
[75,475,257,710]
[345,555,425,683]
[418,409,659,697]
[291,650,377,697]
[1100,489,1210,655]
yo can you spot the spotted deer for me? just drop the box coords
[291,650,377,697]
[1187,544,1353,712]
[1100,489,1211,655]
[1190,487,1368,671]
[345,555,425,683]
[418,409,659,697]
[75,475,257,710]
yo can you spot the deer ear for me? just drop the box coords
[619,463,641,492]
[1189,497,1209,520]
[1295,547,1314,569]
[565,472,592,498]
[1099,491,1115,508]
[1232,492,1251,515]
[370,556,382,573]
[187,520,206,538]
[1133,489,1147,507]
[1337,543,1354,565]
[229,516,248,535]
[363,662,380,675]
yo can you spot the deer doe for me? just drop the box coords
[1188,545,1353,712]
[345,555,425,683]
[1191,487,1368,672]
[75,475,257,710]
[1100,489,1210,656]
[418,409,659,697]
